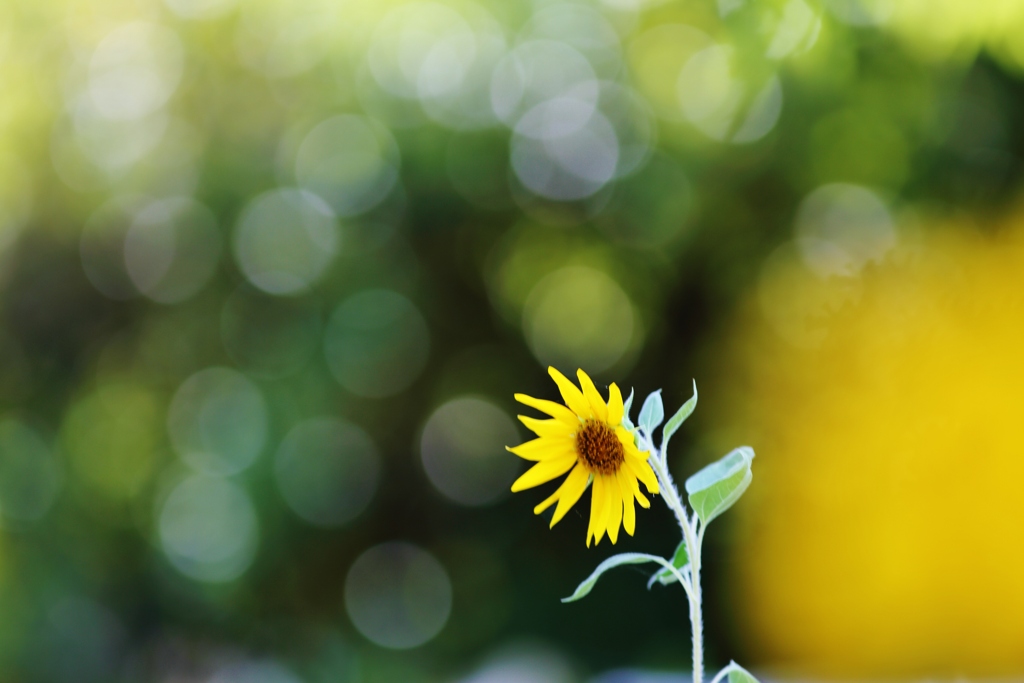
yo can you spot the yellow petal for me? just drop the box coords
[518,415,574,438]
[606,474,623,545]
[590,473,611,546]
[621,470,650,508]
[506,437,574,461]
[618,468,636,536]
[615,426,645,458]
[626,456,660,494]
[511,454,577,492]
[586,473,602,547]
[548,367,591,419]
[550,463,590,527]
[576,369,608,423]
[607,383,624,426]
[514,393,579,426]
[533,486,561,515]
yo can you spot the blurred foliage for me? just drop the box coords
[0,0,1023,680]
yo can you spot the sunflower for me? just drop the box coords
[508,367,660,546]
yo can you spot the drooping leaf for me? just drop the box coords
[660,380,697,456]
[647,538,690,588]
[725,662,760,683]
[562,553,668,603]
[638,390,664,437]
[622,388,635,430]
[684,447,754,525]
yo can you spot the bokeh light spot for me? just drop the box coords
[511,100,620,201]
[63,103,170,180]
[491,41,598,126]
[795,183,895,278]
[766,0,822,59]
[233,188,339,296]
[345,541,452,649]
[0,419,61,523]
[420,397,520,506]
[88,22,184,122]
[522,266,637,373]
[628,24,713,121]
[824,0,893,27]
[167,367,268,475]
[323,289,430,398]
[457,645,575,683]
[62,383,163,501]
[124,197,222,304]
[519,4,621,78]
[295,115,400,217]
[274,417,381,527]
[677,45,783,144]
[368,3,485,108]
[158,474,259,583]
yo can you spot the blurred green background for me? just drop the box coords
[3,0,1024,680]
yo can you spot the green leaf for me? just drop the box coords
[660,380,697,456]
[638,390,664,437]
[647,539,690,588]
[725,662,760,683]
[621,388,635,430]
[562,553,666,603]
[684,446,755,526]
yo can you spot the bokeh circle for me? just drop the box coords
[344,541,452,649]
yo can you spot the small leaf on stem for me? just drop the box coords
[622,388,635,429]
[684,446,755,526]
[661,380,697,457]
[647,539,690,588]
[638,390,664,437]
[562,553,667,603]
[726,662,760,683]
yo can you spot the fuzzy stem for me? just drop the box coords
[642,435,704,683]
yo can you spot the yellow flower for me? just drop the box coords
[508,367,660,546]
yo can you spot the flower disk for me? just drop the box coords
[575,421,623,475]
[507,367,660,546]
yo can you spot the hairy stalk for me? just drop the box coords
[643,436,704,683]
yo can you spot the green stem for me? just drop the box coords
[644,438,704,683]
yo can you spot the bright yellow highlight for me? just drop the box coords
[718,225,1024,677]
[509,367,659,546]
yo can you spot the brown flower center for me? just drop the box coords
[574,419,625,475]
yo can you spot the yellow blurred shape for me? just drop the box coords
[884,0,1024,67]
[62,383,164,502]
[719,223,1024,676]
[629,24,712,122]
[523,266,638,374]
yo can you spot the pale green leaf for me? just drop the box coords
[622,388,635,430]
[726,662,760,683]
[562,553,668,603]
[660,380,697,456]
[638,390,664,436]
[647,539,690,588]
[684,446,755,525]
